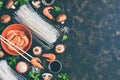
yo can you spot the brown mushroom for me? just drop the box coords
[32,0,41,9]
[55,44,65,54]
[0,14,11,24]
[0,51,4,58]
[6,0,15,9]
[42,73,53,80]
[56,14,67,24]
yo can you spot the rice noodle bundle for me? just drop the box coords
[0,60,17,80]
[0,60,27,80]
[14,4,59,49]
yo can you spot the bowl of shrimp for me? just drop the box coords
[1,24,32,56]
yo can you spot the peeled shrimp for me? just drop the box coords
[42,53,56,62]
[43,6,54,20]
[6,30,29,50]
[31,57,44,69]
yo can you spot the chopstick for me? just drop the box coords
[0,35,33,62]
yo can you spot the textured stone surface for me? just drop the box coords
[55,0,120,80]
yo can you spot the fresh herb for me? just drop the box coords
[62,35,68,41]
[0,1,3,10]
[28,70,41,80]
[7,56,20,66]
[0,25,5,31]
[54,6,61,12]
[14,0,29,6]
[58,73,71,80]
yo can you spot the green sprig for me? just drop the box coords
[28,70,41,80]
[14,0,29,6]
[54,6,61,12]
[7,56,20,66]
[58,73,71,80]
[0,1,3,10]
[62,35,68,41]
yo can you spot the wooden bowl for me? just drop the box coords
[1,24,32,56]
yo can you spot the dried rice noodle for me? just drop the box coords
[14,4,59,50]
[0,60,27,80]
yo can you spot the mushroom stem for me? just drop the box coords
[61,21,65,24]
[11,5,15,9]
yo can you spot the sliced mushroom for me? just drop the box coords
[42,73,53,80]
[32,0,41,9]
[0,14,11,24]
[56,14,67,24]
[55,44,65,54]
[6,0,15,9]
[33,46,42,56]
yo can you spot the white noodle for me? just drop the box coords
[0,60,17,80]
[0,60,27,80]
[14,4,59,49]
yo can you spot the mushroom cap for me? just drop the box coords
[42,73,53,80]
[56,14,67,23]
[0,14,11,24]
[0,51,4,58]
[55,44,65,54]
[32,1,41,9]
[33,46,42,56]
[6,0,14,9]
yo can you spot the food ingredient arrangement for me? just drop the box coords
[0,0,70,80]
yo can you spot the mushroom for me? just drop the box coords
[0,51,4,58]
[55,44,65,54]
[56,14,67,24]
[42,73,53,80]
[33,46,42,56]
[16,61,28,74]
[41,0,55,6]
[43,6,54,20]
[6,0,15,9]
[0,14,11,24]
[32,0,41,9]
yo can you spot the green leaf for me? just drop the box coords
[34,78,40,80]
[58,73,64,78]
[20,0,29,5]
[8,62,13,66]
[0,1,3,10]
[58,73,71,80]
[0,1,3,5]
[28,70,35,78]
[54,6,61,12]
[62,35,68,41]
[63,76,67,79]
[14,1,20,5]
[35,73,41,78]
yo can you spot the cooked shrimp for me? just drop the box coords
[42,53,56,62]
[7,32,17,41]
[19,31,29,49]
[7,30,15,36]
[31,57,44,69]
[43,6,54,20]
[6,30,30,50]
[21,35,29,49]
